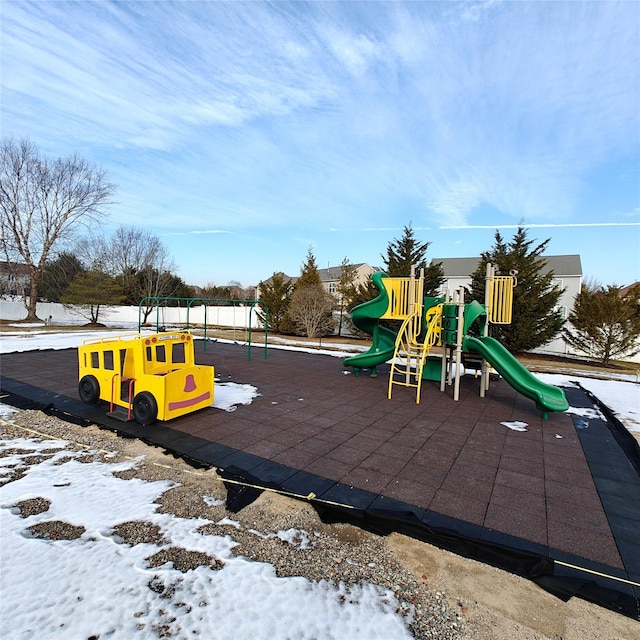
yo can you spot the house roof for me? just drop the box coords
[620,282,640,297]
[0,261,31,277]
[431,255,582,278]
[318,263,375,282]
[261,264,378,286]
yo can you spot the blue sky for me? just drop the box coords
[2,0,639,288]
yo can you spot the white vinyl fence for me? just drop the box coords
[0,300,265,329]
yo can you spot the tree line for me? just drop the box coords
[2,137,638,363]
[260,224,639,365]
[0,137,252,325]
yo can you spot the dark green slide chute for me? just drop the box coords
[462,335,569,416]
[344,272,397,374]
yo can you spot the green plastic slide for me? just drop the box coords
[343,272,397,375]
[462,335,569,417]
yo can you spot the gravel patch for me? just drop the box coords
[9,496,51,517]
[112,520,166,546]
[26,520,86,540]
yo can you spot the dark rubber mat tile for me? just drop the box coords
[429,488,488,526]
[360,452,409,476]
[244,439,288,459]
[614,539,640,575]
[294,437,339,456]
[489,484,547,517]
[479,527,549,558]
[279,470,336,499]
[598,493,640,522]
[273,447,322,470]
[589,461,638,483]
[189,441,236,466]
[368,495,426,521]
[164,434,213,456]
[396,462,447,489]
[304,457,354,481]
[142,427,193,446]
[214,449,265,473]
[497,455,545,478]
[340,466,394,495]
[456,447,501,468]
[385,478,438,510]
[448,460,498,484]
[325,444,371,466]
[421,510,484,541]
[495,468,545,495]
[546,497,611,535]
[317,482,378,511]
[547,520,623,569]
[483,502,548,546]
[249,459,299,486]
[594,476,640,498]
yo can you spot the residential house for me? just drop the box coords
[318,263,378,298]
[0,261,30,297]
[259,263,378,300]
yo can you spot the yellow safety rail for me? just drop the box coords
[381,277,424,320]
[388,304,443,404]
[488,276,515,324]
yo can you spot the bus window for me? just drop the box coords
[172,342,186,364]
[91,352,99,369]
[104,350,114,370]
[156,344,166,363]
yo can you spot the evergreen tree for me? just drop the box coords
[284,246,335,337]
[256,272,293,333]
[469,226,565,353]
[334,257,358,336]
[39,252,84,302]
[382,223,444,295]
[563,282,640,365]
[61,269,124,324]
[348,278,379,310]
[295,246,322,288]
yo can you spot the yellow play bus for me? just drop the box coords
[78,331,214,426]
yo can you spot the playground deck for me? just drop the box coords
[1,340,639,619]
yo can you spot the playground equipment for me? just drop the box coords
[344,265,569,418]
[78,331,214,426]
[138,297,269,361]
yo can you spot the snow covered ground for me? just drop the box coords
[0,432,413,639]
[0,327,638,639]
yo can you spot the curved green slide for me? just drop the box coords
[344,272,397,375]
[462,335,569,417]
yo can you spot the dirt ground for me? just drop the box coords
[389,535,638,640]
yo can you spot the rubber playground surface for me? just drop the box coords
[1,341,639,620]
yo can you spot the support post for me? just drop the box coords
[453,287,465,402]
[480,263,493,397]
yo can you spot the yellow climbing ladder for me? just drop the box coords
[388,303,442,403]
[382,266,443,404]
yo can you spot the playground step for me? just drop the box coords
[106,406,134,422]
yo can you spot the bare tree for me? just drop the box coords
[287,286,336,338]
[0,137,115,320]
[78,225,178,322]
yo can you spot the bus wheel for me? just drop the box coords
[78,375,100,405]
[133,392,158,426]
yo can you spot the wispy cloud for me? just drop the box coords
[442,222,640,230]
[1,1,638,285]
